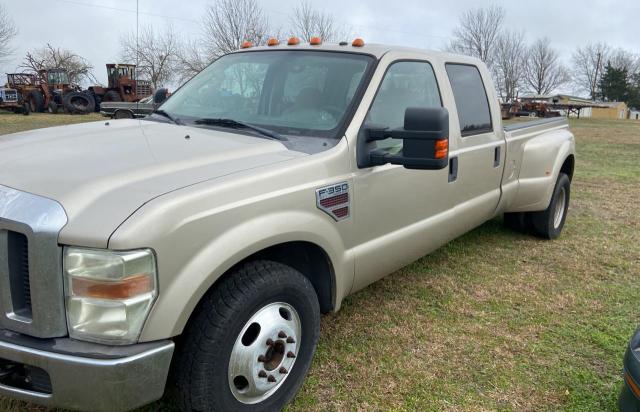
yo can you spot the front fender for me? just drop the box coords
[507,129,575,212]
[138,210,352,341]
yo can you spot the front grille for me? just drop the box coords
[7,232,32,319]
[0,184,68,338]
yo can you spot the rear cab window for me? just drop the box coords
[445,64,492,137]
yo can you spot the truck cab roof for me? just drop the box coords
[231,41,484,65]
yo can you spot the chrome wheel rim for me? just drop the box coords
[228,302,301,404]
[553,186,566,229]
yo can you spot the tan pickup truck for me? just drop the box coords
[0,39,575,411]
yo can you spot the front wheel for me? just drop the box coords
[174,260,320,411]
[530,173,571,239]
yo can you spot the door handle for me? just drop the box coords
[494,146,501,168]
[448,157,458,182]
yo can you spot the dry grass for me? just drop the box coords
[0,116,638,411]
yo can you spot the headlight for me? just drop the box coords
[63,247,158,345]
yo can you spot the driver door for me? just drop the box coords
[352,60,456,291]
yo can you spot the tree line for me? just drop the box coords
[449,5,640,107]
[1,2,638,108]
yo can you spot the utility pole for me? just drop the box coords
[136,0,139,89]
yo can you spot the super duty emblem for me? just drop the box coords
[316,182,350,221]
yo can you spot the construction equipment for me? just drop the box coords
[6,69,95,114]
[0,85,29,115]
[87,64,152,110]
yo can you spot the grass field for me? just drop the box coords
[0,114,638,411]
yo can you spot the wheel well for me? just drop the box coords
[561,155,575,181]
[243,242,335,313]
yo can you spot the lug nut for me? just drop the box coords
[287,351,296,358]
[286,337,295,344]
[279,367,288,374]
[258,370,267,378]
[267,375,276,383]
[266,338,274,346]
[278,331,287,338]
[258,355,267,363]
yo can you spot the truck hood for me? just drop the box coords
[0,119,304,247]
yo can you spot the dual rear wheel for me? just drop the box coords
[504,172,571,239]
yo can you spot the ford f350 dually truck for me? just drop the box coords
[0,38,575,411]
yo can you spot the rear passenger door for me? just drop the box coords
[445,63,504,230]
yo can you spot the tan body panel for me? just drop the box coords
[0,45,575,343]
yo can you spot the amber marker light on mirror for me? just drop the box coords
[625,371,640,398]
[434,139,449,159]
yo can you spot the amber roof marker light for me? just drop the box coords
[288,37,300,46]
[310,37,322,45]
[240,41,253,49]
[352,38,365,47]
[267,38,280,46]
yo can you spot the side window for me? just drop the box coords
[445,64,492,136]
[365,61,442,150]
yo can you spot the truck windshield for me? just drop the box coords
[159,50,374,138]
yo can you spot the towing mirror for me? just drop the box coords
[360,107,449,170]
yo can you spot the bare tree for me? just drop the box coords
[449,5,505,66]
[120,24,179,89]
[492,30,526,102]
[20,44,95,85]
[0,5,18,62]
[174,39,210,85]
[201,0,269,59]
[290,1,350,42]
[572,42,609,100]
[524,37,570,95]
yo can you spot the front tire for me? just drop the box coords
[530,173,571,239]
[174,260,320,412]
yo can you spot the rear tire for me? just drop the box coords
[63,92,95,114]
[174,260,320,412]
[47,101,58,114]
[530,173,571,239]
[28,90,44,112]
[113,109,134,119]
[503,212,529,233]
[103,90,122,102]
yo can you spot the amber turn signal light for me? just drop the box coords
[267,38,280,46]
[288,37,300,45]
[240,41,253,49]
[310,36,322,45]
[71,274,154,299]
[352,38,365,47]
[434,139,448,159]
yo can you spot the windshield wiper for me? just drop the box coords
[152,109,182,125]
[193,118,287,141]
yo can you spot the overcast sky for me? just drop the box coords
[2,0,639,94]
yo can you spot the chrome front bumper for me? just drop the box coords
[0,331,174,411]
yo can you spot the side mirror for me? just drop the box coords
[358,107,449,170]
[153,88,169,105]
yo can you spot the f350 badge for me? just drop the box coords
[316,182,350,221]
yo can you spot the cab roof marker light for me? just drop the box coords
[240,41,253,49]
[267,38,280,46]
[352,38,365,47]
[310,37,322,45]
[288,37,300,46]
